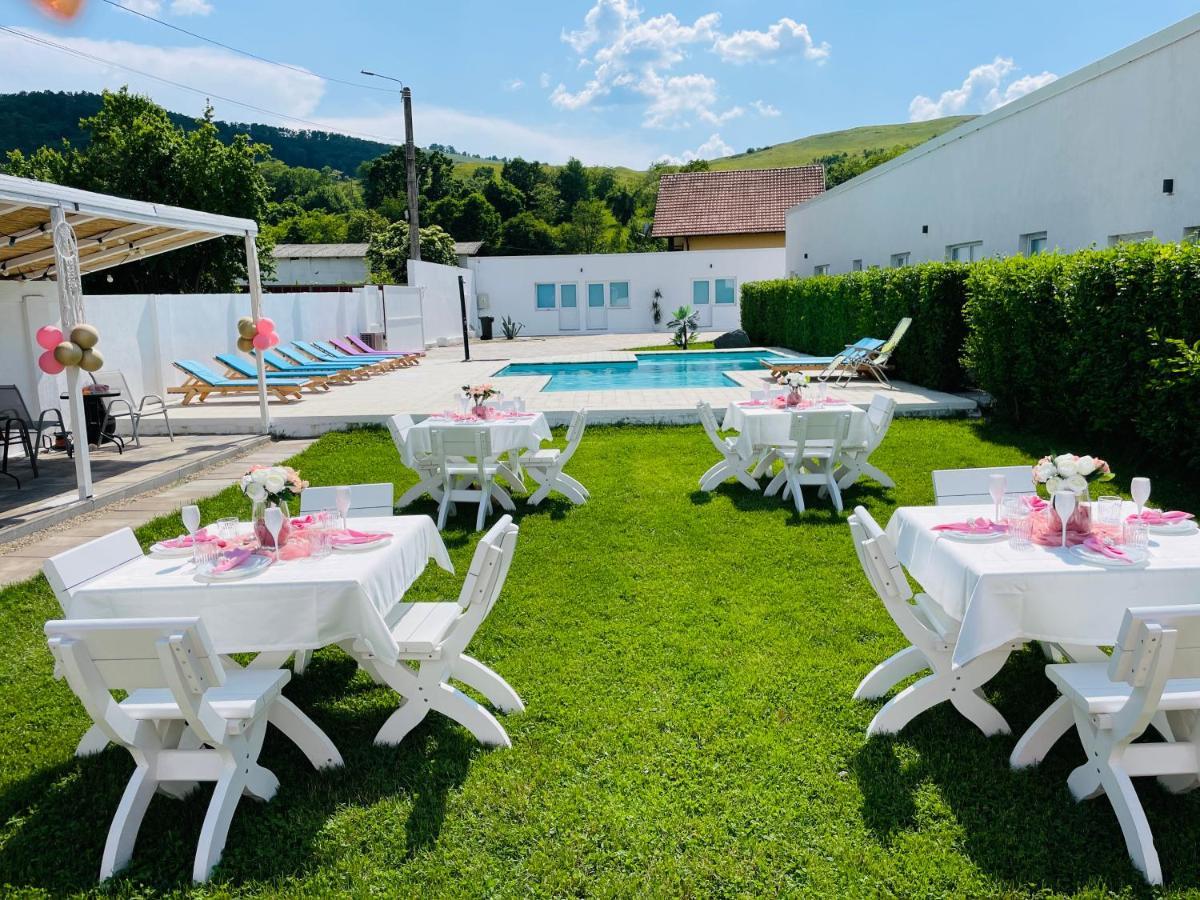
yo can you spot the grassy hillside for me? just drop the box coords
[709,116,975,171]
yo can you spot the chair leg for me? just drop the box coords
[100,763,158,880]
[527,470,553,505]
[293,650,312,675]
[452,654,525,713]
[854,644,928,700]
[1010,695,1075,769]
[786,471,805,513]
[475,485,488,532]
[397,472,442,508]
[265,696,343,769]
[375,696,431,746]
[162,409,174,441]
[1087,758,1164,886]
[430,682,511,748]
[436,485,451,530]
[192,754,247,883]
[859,461,895,489]
[868,673,949,736]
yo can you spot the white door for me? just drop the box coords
[692,280,713,327]
[586,283,607,330]
[558,284,580,330]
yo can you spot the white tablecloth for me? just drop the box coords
[67,516,454,664]
[886,503,1200,667]
[403,413,552,466]
[721,402,869,458]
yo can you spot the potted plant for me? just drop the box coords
[501,316,525,340]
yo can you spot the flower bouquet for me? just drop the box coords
[240,465,308,548]
[463,382,499,417]
[775,371,809,406]
[1030,453,1115,545]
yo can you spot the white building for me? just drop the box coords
[785,14,1200,277]
[269,241,482,289]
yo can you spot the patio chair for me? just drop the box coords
[45,616,288,883]
[347,515,523,748]
[816,338,887,386]
[91,371,173,448]
[858,317,912,387]
[214,353,330,393]
[291,341,394,375]
[387,414,449,508]
[697,401,759,492]
[344,334,425,357]
[276,343,375,376]
[835,394,897,490]
[848,506,1017,737]
[932,465,1036,505]
[1043,605,1200,885]
[167,360,305,405]
[313,340,406,372]
[0,383,68,485]
[430,425,509,531]
[259,350,362,383]
[300,482,395,518]
[764,410,852,513]
[329,337,418,367]
[519,408,590,506]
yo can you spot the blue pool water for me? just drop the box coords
[496,350,816,392]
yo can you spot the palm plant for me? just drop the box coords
[667,305,700,349]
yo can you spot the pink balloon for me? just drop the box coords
[36,325,63,350]
[256,317,275,335]
[268,333,281,347]
[38,349,65,375]
[252,333,272,350]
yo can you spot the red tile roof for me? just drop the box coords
[651,166,826,237]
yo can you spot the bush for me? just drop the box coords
[741,263,970,391]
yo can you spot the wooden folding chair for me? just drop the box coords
[764,410,851,512]
[697,401,759,492]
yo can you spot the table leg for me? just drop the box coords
[1010,696,1074,768]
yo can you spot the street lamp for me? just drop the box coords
[361,69,420,263]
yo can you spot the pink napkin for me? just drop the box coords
[738,399,767,407]
[290,514,316,529]
[1126,509,1194,525]
[1082,536,1133,563]
[161,528,222,549]
[211,548,255,573]
[329,528,390,546]
[933,517,1007,535]
[1022,496,1049,513]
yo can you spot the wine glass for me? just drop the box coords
[264,505,284,561]
[1131,477,1151,516]
[1053,490,1077,548]
[335,486,352,530]
[181,504,201,536]
[988,473,1007,523]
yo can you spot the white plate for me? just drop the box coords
[1148,520,1198,536]
[935,529,1008,543]
[150,541,196,558]
[332,536,392,553]
[196,554,273,581]
[1069,545,1150,569]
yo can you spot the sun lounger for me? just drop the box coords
[344,334,425,357]
[856,317,912,387]
[312,340,406,371]
[287,342,392,376]
[329,337,418,366]
[259,351,362,383]
[168,360,305,405]
[763,338,884,381]
[215,354,331,392]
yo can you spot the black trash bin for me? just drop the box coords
[479,316,495,340]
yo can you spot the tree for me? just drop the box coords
[817,145,911,188]
[455,192,501,245]
[426,195,465,234]
[344,208,386,242]
[560,199,617,254]
[500,156,545,200]
[263,209,348,244]
[360,145,455,209]
[554,157,591,214]
[589,167,617,200]
[366,222,457,283]
[5,88,272,293]
[605,187,637,225]
[483,176,524,219]
[528,182,562,224]
[679,159,710,172]
[496,212,560,255]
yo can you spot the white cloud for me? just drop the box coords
[504,78,525,92]
[752,99,781,118]
[712,17,830,65]
[170,0,213,15]
[909,56,1057,121]
[117,0,161,12]
[539,72,551,89]
[655,132,734,165]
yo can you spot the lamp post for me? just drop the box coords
[361,70,420,264]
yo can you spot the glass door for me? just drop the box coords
[692,280,713,327]
[558,284,580,330]
[586,282,607,330]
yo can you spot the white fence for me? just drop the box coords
[467,247,785,337]
[405,260,473,347]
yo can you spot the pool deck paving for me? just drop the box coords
[135,331,977,437]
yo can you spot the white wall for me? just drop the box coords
[467,248,784,336]
[271,255,368,286]
[786,15,1200,276]
[0,283,370,417]
[406,260,474,347]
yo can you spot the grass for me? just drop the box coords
[625,341,716,351]
[2,419,1200,897]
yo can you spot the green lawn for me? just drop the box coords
[3,420,1200,897]
[625,341,717,352]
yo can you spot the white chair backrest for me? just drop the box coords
[430,426,492,465]
[300,483,394,518]
[1109,605,1200,685]
[696,401,724,451]
[789,410,851,455]
[932,465,1036,506]
[43,528,143,613]
[865,394,896,449]
[851,505,913,602]
[559,409,589,465]
[456,515,519,613]
[385,414,415,455]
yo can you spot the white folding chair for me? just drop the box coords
[346,516,523,748]
[387,414,447,509]
[765,410,851,512]
[848,506,1018,737]
[697,401,759,492]
[431,426,511,531]
[45,617,288,883]
[1044,605,1200,885]
[300,482,394,518]
[519,409,590,506]
[932,465,1036,505]
[836,394,897,489]
[44,528,146,757]
[93,370,173,447]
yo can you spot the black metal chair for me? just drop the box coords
[0,384,68,487]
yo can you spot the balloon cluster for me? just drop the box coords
[236,317,280,353]
[36,323,103,375]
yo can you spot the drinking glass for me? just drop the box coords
[214,517,239,542]
[1096,495,1123,536]
[751,389,766,402]
[193,541,220,576]
[515,396,526,412]
[988,473,1007,523]
[181,504,201,536]
[1001,496,1032,550]
[1131,477,1151,515]
[335,486,352,530]
[1053,490,1077,547]
[309,510,333,559]
[1122,519,1149,551]
[457,395,470,415]
[814,382,829,405]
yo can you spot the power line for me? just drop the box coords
[0,25,406,146]
[99,0,397,95]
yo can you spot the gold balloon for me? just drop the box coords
[238,318,258,339]
[237,336,255,352]
[78,348,104,373]
[70,324,100,350]
[53,340,83,367]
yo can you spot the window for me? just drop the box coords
[608,281,630,308]
[714,278,736,304]
[813,264,830,276]
[1108,231,1153,246]
[851,259,863,272]
[1183,226,1199,243]
[890,252,910,268]
[535,283,556,310]
[1021,232,1048,256]
[946,241,983,263]
[692,280,711,305]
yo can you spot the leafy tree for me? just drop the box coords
[264,209,348,244]
[455,192,501,245]
[679,159,710,172]
[483,176,524,219]
[560,199,617,253]
[496,212,560,255]
[426,195,465,233]
[344,208,386,242]
[589,167,617,200]
[366,222,457,283]
[360,145,455,209]
[500,156,545,200]
[554,157,591,215]
[528,182,562,224]
[817,145,911,188]
[606,187,637,225]
[5,87,272,293]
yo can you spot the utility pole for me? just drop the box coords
[362,70,421,263]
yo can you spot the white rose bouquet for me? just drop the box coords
[1032,453,1114,496]
[240,464,307,504]
[776,371,809,390]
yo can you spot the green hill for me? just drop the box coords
[709,116,975,171]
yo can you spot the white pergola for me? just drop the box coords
[0,173,270,501]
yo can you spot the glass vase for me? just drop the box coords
[251,498,292,549]
[1035,484,1091,545]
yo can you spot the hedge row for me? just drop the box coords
[740,264,970,392]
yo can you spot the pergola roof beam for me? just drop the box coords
[1,222,161,273]
[31,229,212,280]
[4,213,96,248]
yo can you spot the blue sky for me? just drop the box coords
[2,0,1198,167]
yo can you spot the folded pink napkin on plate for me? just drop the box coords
[161,528,221,549]
[1082,536,1133,563]
[1126,509,1194,525]
[738,399,767,407]
[329,528,390,546]
[1022,496,1049,512]
[212,548,255,573]
[933,517,1007,534]
[290,514,316,529]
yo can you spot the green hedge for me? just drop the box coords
[741,263,970,392]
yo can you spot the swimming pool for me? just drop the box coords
[495,350,816,392]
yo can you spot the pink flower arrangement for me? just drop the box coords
[1032,453,1114,496]
[240,464,308,503]
[463,382,498,405]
